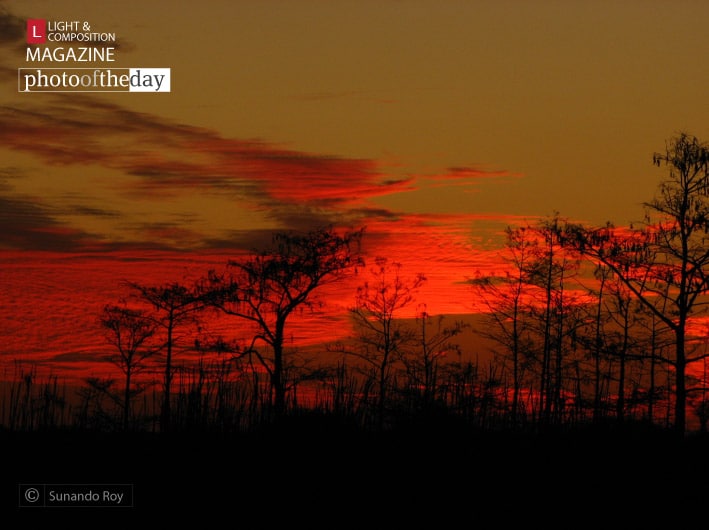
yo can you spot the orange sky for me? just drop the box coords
[2,0,709,381]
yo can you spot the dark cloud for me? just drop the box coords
[125,220,207,249]
[201,228,288,253]
[0,99,396,209]
[0,6,24,46]
[65,204,121,218]
[0,194,104,251]
[0,93,416,253]
[0,191,188,252]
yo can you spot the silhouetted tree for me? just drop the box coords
[405,305,466,410]
[335,257,425,430]
[634,294,674,424]
[125,280,206,432]
[528,214,581,425]
[579,264,674,425]
[583,263,613,423]
[206,226,364,419]
[567,132,709,434]
[470,225,538,428]
[603,280,641,423]
[100,303,157,430]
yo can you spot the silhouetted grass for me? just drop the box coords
[0,353,682,438]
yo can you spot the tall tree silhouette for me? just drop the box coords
[602,279,643,424]
[583,263,613,423]
[336,257,425,430]
[471,225,538,428]
[100,303,157,430]
[206,226,363,420]
[405,306,466,410]
[528,214,581,425]
[567,132,709,435]
[125,281,205,432]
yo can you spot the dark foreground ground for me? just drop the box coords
[3,419,709,527]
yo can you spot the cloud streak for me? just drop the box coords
[0,94,429,251]
[0,194,103,251]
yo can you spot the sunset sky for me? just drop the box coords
[2,0,709,381]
